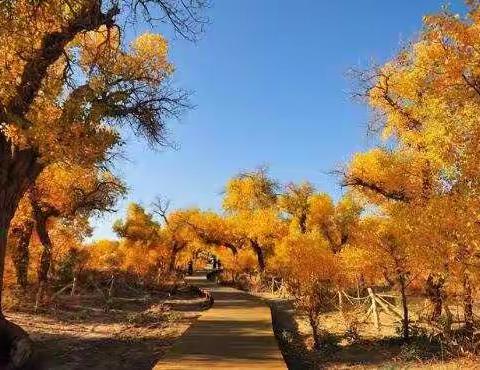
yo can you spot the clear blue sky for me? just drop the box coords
[92,0,465,240]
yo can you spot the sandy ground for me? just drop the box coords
[258,292,480,370]
[4,285,211,370]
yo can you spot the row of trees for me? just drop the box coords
[83,171,362,350]
[9,156,469,347]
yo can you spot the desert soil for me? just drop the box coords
[4,285,210,370]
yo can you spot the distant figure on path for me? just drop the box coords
[187,260,193,275]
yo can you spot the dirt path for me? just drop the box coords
[154,274,287,370]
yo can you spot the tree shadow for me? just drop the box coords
[29,331,181,370]
[264,297,314,369]
[3,285,211,369]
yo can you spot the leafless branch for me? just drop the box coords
[152,195,171,225]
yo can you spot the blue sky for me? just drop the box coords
[92,0,465,240]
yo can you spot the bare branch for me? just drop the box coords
[152,195,171,225]
[133,0,210,42]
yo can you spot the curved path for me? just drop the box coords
[154,274,286,369]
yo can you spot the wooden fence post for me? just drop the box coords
[368,288,380,330]
[71,276,77,296]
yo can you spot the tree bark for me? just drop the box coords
[251,240,265,271]
[308,308,321,350]
[168,242,184,273]
[0,136,41,368]
[0,318,33,369]
[0,206,14,312]
[224,242,238,255]
[168,251,176,273]
[11,220,34,290]
[0,137,41,301]
[425,273,444,322]
[298,213,307,234]
[32,209,53,308]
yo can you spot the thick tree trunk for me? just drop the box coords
[251,240,265,272]
[0,200,16,314]
[0,146,39,309]
[462,271,474,335]
[11,221,34,290]
[0,136,41,368]
[0,318,33,369]
[33,211,53,309]
[425,273,445,322]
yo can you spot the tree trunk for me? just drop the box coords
[398,275,409,341]
[308,309,321,350]
[0,211,14,315]
[382,268,395,288]
[425,273,445,322]
[0,318,33,369]
[33,210,53,309]
[299,213,307,234]
[168,243,180,273]
[0,140,40,306]
[251,240,265,272]
[462,271,474,335]
[224,242,238,255]
[11,220,34,290]
[0,136,41,368]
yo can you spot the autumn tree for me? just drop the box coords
[118,202,201,275]
[87,239,122,274]
[279,182,362,254]
[342,215,415,340]
[47,218,92,286]
[223,168,286,271]
[177,209,242,256]
[278,182,315,233]
[113,203,167,277]
[151,197,186,272]
[29,164,125,306]
[275,232,343,349]
[162,209,204,273]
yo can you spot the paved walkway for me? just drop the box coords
[154,274,286,369]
